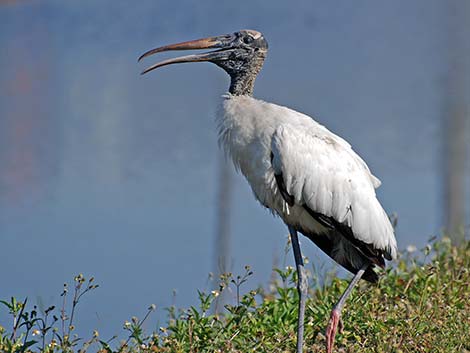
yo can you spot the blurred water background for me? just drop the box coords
[1,0,469,341]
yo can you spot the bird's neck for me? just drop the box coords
[229,71,256,96]
[227,55,266,96]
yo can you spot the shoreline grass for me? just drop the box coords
[1,237,469,353]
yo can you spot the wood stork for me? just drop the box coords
[139,29,397,353]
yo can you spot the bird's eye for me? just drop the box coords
[243,36,254,44]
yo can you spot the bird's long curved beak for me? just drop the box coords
[138,34,235,75]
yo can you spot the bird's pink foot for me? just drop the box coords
[325,308,341,353]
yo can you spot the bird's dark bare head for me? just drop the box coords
[212,30,268,74]
[138,29,268,96]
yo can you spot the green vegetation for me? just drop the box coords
[1,237,469,353]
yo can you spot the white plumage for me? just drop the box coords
[218,94,397,268]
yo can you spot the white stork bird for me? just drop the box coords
[139,29,397,353]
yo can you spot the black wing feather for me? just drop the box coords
[273,165,385,283]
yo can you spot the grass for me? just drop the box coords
[1,237,469,353]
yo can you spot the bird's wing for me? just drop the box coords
[271,124,397,260]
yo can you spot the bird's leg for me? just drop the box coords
[288,226,308,353]
[325,264,368,353]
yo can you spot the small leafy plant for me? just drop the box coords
[0,274,100,353]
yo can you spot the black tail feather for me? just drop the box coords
[299,228,380,283]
